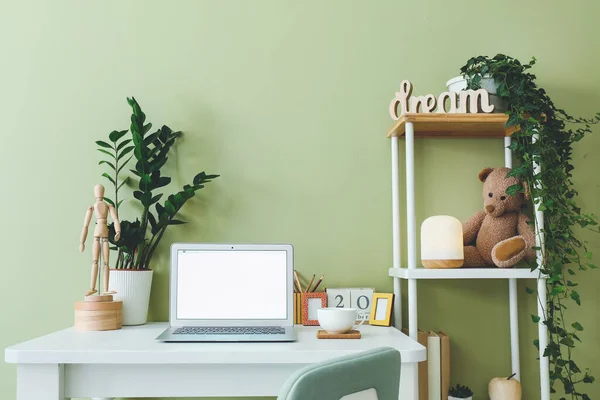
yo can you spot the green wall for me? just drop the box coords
[2,1,599,399]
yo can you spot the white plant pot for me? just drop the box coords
[446,75,508,112]
[448,396,472,400]
[108,269,153,326]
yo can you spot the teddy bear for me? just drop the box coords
[463,167,536,268]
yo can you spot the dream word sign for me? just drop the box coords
[389,80,494,120]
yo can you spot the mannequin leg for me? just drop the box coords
[86,238,100,296]
[102,238,116,295]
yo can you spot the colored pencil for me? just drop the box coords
[294,270,304,293]
[311,275,324,292]
[305,274,316,293]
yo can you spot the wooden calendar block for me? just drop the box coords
[325,288,351,308]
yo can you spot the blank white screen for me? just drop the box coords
[177,250,288,320]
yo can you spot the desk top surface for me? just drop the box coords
[5,323,426,364]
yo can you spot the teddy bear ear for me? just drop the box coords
[522,181,531,200]
[478,167,494,182]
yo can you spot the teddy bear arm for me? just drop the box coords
[463,210,486,245]
[518,213,536,260]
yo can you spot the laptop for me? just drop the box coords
[156,243,297,342]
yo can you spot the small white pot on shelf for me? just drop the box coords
[108,269,153,326]
[446,75,508,112]
[448,397,472,400]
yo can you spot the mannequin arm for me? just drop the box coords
[80,206,93,252]
[109,205,121,241]
[518,213,536,260]
[463,210,486,245]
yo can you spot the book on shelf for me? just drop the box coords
[404,328,451,400]
[427,331,441,400]
[439,331,450,399]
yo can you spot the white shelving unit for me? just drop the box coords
[387,113,550,400]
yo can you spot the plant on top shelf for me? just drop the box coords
[460,54,600,399]
[98,97,219,270]
[448,383,473,399]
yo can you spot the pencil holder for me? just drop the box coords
[293,293,301,324]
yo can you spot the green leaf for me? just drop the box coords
[99,160,116,170]
[549,285,566,296]
[130,169,141,177]
[154,176,171,189]
[525,287,534,294]
[96,140,113,149]
[150,193,163,205]
[102,173,116,185]
[97,149,115,159]
[117,177,130,191]
[584,251,593,259]
[169,220,186,225]
[571,322,584,331]
[165,200,176,214]
[117,138,133,151]
[139,174,152,191]
[109,130,128,142]
[570,290,581,305]
[118,146,135,159]
[117,156,133,174]
[560,337,575,348]
[104,197,115,206]
[531,314,541,323]
[583,375,595,383]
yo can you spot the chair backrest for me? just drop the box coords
[277,347,401,400]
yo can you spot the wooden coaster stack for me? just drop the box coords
[74,295,122,331]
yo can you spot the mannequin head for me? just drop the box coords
[94,184,105,200]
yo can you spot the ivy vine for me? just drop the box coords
[460,54,600,399]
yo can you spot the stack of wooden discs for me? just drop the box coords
[74,295,122,331]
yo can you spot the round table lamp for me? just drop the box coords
[421,215,464,269]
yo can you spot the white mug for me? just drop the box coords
[317,308,365,334]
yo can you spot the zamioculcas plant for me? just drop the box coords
[460,54,600,399]
[96,129,134,213]
[105,97,219,270]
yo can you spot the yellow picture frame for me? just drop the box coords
[368,293,394,326]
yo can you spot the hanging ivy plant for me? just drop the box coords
[460,54,600,399]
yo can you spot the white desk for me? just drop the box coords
[5,323,425,399]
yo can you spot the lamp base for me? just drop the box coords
[422,259,464,269]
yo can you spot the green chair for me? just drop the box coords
[277,347,401,400]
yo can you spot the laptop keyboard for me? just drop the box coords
[173,326,286,335]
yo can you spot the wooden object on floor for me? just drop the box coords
[317,330,361,339]
[74,295,123,331]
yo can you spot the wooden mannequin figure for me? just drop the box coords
[79,184,121,297]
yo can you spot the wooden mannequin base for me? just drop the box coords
[85,294,114,302]
[75,298,122,331]
[422,259,464,269]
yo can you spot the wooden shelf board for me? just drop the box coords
[389,267,542,280]
[387,113,515,138]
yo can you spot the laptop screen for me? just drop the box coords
[176,249,288,320]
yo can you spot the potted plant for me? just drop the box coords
[459,54,600,398]
[96,97,219,325]
[445,73,507,112]
[448,383,473,400]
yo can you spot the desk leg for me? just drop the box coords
[17,364,66,400]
